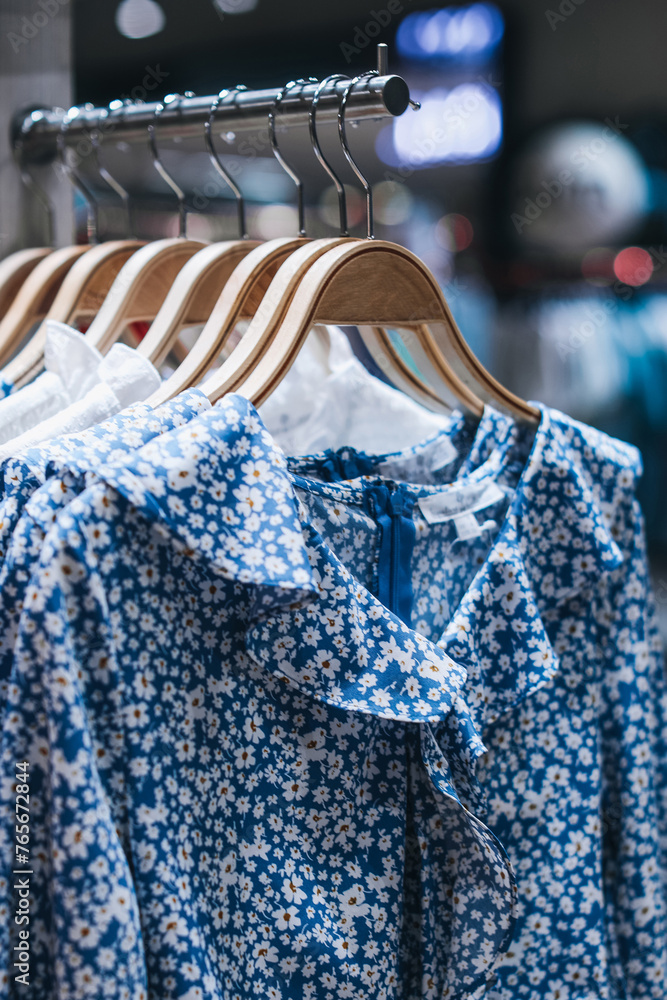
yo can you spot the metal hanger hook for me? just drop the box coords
[339,72,378,240]
[309,75,350,237]
[91,100,134,239]
[205,86,248,240]
[148,91,194,238]
[269,78,317,238]
[57,105,100,244]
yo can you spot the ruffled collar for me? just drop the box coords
[87,391,629,759]
[245,403,627,739]
[437,404,627,732]
[246,516,470,723]
[87,391,490,741]
[93,395,319,618]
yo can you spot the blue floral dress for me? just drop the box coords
[0,395,664,1000]
[287,405,667,1000]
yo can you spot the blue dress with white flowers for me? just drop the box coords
[0,395,664,1000]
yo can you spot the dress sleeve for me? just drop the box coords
[599,492,667,997]
[0,504,149,997]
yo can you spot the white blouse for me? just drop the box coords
[258,326,452,455]
[0,322,160,460]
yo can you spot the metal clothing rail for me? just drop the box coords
[11,67,411,168]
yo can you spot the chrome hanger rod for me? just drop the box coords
[12,73,411,168]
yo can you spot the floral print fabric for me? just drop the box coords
[0,397,516,1000]
[0,393,663,1000]
[0,388,211,712]
[286,407,667,1000]
[0,389,212,995]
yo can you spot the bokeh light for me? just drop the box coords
[115,0,165,38]
[212,0,258,14]
[255,204,299,240]
[318,185,365,230]
[435,213,474,251]
[510,123,650,251]
[373,182,414,226]
[613,246,653,287]
[380,83,502,168]
[397,3,504,61]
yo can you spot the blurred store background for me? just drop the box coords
[2,0,666,634]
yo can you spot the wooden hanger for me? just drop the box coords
[198,239,481,410]
[299,69,463,414]
[0,244,91,369]
[135,239,261,368]
[145,79,331,406]
[228,240,539,423]
[0,247,53,320]
[0,116,63,333]
[302,71,448,413]
[357,324,482,414]
[0,246,84,365]
[295,71,447,412]
[147,73,448,414]
[81,237,210,354]
[146,235,322,407]
[198,75,479,414]
[0,102,153,387]
[0,240,144,390]
[222,75,533,420]
[356,326,451,414]
[155,235,452,409]
[78,90,220,356]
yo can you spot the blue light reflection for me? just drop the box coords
[396,3,504,61]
